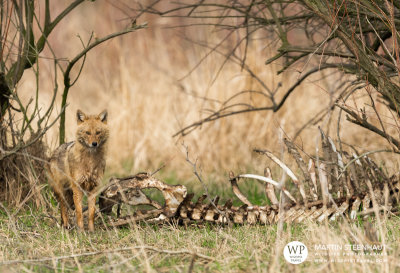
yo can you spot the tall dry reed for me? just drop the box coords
[16,1,400,182]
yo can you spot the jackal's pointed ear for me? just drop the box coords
[77,109,86,124]
[99,110,108,123]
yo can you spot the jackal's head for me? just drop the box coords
[76,109,109,149]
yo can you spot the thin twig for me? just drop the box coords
[183,143,227,220]
[337,149,394,180]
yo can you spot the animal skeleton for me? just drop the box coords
[99,133,399,227]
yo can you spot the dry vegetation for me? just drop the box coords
[1,1,400,272]
[15,1,399,180]
[0,214,399,272]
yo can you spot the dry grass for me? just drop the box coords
[0,206,399,272]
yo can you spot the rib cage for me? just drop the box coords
[99,132,400,227]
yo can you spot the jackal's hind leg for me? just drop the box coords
[54,191,71,229]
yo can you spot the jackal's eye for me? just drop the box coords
[96,131,101,135]
[85,131,91,135]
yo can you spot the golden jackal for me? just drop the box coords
[48,110,109,231]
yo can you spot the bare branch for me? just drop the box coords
[183,144,228,221]
[59,22,148,144]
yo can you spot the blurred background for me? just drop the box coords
[10,0,400,184]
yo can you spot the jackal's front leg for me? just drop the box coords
[88,192,96,231]
[72,185,84,230]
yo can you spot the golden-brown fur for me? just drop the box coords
[48,110,109,231]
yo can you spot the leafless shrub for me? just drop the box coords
[139,0,400,152]
[0,1,145,207]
